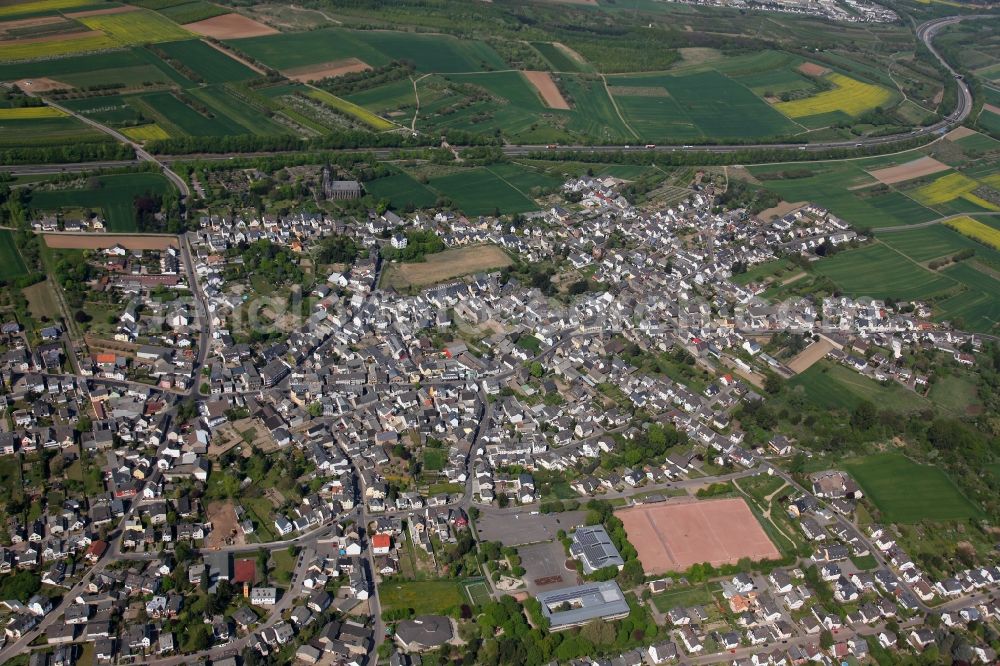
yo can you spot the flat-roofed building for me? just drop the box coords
[537,581,630,630]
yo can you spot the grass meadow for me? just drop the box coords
[379,579,466,617]
[29,172,175,232]
[788,360,929,413]
[844,453,983,523]
[0,230,28,280]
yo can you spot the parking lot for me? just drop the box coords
[475,509,586,546]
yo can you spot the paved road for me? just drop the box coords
[180,232,212,389]
[39,99,190,199]
[0,515,139,662]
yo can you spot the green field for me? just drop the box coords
[530,41,587,72]
[270,547,296,584]
[229,28,389,70]
[364,171,438,210]
[934,261,1000,332]
[734,66,815,96]
[423,449,446,472]
[29,173,175,232]
[788,360,929,413]
[380,579,466,616]
[187,85,288,135]
[157,0,227,23]
[651,584,718,613]
[449,71,549,111]
[2,49,190,89]
[429,168,538,216]
[60,95,145,126]
[131,91,246,136]
[851,554,878,570]
[746,161,939,229]
[953,130,1000,154]
[344,78,418,113]
[366,162,567,213]
[231,27,504,74]
[928,373,982,417]
[409,72,566,142]
[0,115,109,148]
[813,242,956,300]
[823,222,1000,333]
[486,162,565,194]
[561,75,634,142]
[0,230,28,281]
[878,225,991,264]
[844,453,984,523]
[731,258,798,285]
[350,30,505,73]
[610,70,799,140]
[154,39,258,84]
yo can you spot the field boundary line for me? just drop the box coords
[600,74,639,140]
[485,166,532,199]
[410,73,431,133]
[200,38,266,75]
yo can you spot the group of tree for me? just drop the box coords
[715,178,782,216]
[317,60,415,96]
[0,142,134,166]
[225,239,304,286]
[381,230,444,262]
[145,128,497,156]
[606,422,688,469]
[315,234,361,264]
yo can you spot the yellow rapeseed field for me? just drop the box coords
[0,33,116,62]
[0,0,91,18]
[962,193,1000,212]
[946,216,1000,250]
[78,10,192,44]
[306,88,395,131]
[774,73,893,118]
[121,124,170,142]
[911,172,979,206]
[0,8,192,62]
[0,106,65,119]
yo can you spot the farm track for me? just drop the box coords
[874,211,1000,233]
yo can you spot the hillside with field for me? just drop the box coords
[0,0,960,151]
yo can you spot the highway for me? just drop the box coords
[0,15,983,181]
